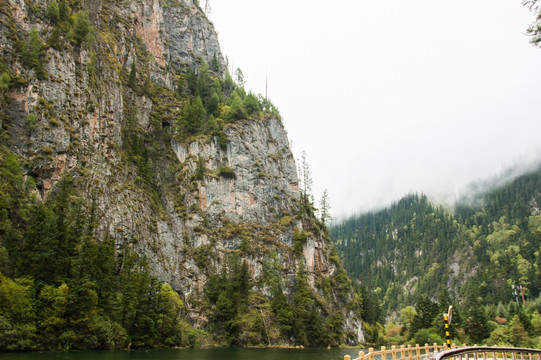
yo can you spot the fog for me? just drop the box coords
[209,0,541,218]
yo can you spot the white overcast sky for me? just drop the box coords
[208,0,541,219]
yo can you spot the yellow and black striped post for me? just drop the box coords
[443,314,451,348]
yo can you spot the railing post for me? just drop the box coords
[444,314,451,348]
[369,347,375,360]
[424,343,429,357]
[415,344,420,360]
[345,356,351,360]
[392,345,397,360]
[408,344,413,360]
[401,345,406,360]
[359,350,365,360]
[382,346,387,360]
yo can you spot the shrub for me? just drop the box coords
[47,0,60,24]
[218,166,236,179]
[26,113,38,130]
[412,328,443,345]
[70,11,92,46]
[292,229,308,255]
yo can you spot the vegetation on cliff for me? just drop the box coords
[0,144,359,350]
[0,0,360,350]
[0,149,207,350]
[331,166,541,346]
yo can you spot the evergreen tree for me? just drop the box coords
[0,273,37,350]
[128,61,137,90]
[207,91,220,116]
[22,28,45,78]
[243,92,261,116]
[319,189,332,225]
[509,314,529,346]
[464,294,489,343]
[70,11,92,46]
[0,72,10,102]
[185,67,198,95]
[290,264,314,345]
[211,52,220,72]
[222,72,235,95]
[46,0,60,24]
[158,283,184,345]
[179,95,205,135]
[410,296,439,339]
[58,0,68,22]
[271,287,294,338]
[226,91,246,121]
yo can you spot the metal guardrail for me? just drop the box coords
[431,346,541,360]
[345,345,541,360]
[344,343,447,360]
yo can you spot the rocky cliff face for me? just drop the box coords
[0,0,363,345]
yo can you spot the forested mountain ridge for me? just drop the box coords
[0,0,362,351]
[331,164,541,316]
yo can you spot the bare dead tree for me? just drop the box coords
[299,151,312,203]
[205,0,211,16]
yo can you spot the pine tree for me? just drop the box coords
[22,28,45,78]
[179,95,205,134]
[71,11,92,46]
[128,61,137,90]
[319,189,332,225]
[46,0,60,24]
[58,0,68,22]
[243,92,261,116]
[227,91,246,121]
[211,52,220,72]
[464,294,489,343]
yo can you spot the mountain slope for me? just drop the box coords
[0,0,362,350]
[331,165,541,315]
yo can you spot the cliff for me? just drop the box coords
[0,0,363,347]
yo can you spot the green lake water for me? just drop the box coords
[1,348,366,360]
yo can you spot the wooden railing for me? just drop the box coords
[344,343,447,360]
[344,345,541,360]
[432,346,541,360]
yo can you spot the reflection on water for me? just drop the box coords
[2,347,367,360]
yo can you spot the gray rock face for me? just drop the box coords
[172,118,299,222]
[120,0,224,86]
[0,0,363,344]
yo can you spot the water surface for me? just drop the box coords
[2,347,365,360]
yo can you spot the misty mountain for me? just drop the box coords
[331,163,541,315]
